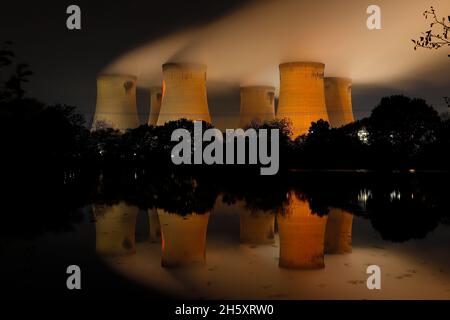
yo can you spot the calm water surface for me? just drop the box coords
[2,170,449,299]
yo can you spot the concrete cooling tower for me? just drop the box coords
[157,63,211,125]
[277,62,328,138]
[240,211,275,245]
[324,77,354,127]
[324,208,353,254]
[239,86,275,128]
[92,74,139,131]
[147,87,163,126]
[277,193,327,269]
[158,211,210,268]
[148,208,161,243]
[93,202,138,256]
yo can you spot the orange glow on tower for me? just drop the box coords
[157,63,211,125]
[277,62,328,138]
[325,77,354,127]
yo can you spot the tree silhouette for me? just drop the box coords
[367,95,441,168]
[412,6,450,56]
[0,41,14,68]
[0,42,33,101]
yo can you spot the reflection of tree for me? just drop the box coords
[367,193,439,242]
[1,169,94,239]
[4,166,448,243]
[359,173,446,242]
[221,174,287,215]
[152,172,218,215]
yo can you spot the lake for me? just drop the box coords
[1,169,449,299]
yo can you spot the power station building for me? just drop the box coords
[147,86,163,126]
[277,62,329,138]
[92,74,139,131]
[239,86,275,128]
[324,77,354,127]
[157,63,211,125]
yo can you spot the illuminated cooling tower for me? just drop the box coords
[324,77,354,127]
[157,63,211,125]
[93,202,138,256]
[277,193,327,269]
[92,74,139,131]
[239,86,275,127]
[148,208,161,243]
[147,87,163,126]
[240,211,275,245]
[324,208,353,254]
[277,62,328,138]
[158,210,210,268]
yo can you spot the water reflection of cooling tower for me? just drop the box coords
[148,208,161,243]
[92,74,139,131]
[239,86,275,128]
[156,63,211,125]
[93,202,138,256]
[158,210,210,267]
[278,194,328,269]
[324,77,354,128]
[147,87,163,126]
[325,208,353,254]
[277,62,328,138]
[240,211,275,245]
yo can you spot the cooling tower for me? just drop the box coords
[277,193,327,269]
[277,62,328,138]
[158,210,210,268]
[239,86,275,127]
[324,208,353,254]
[92,74,139,131]
[148,208,161,243]
[324,77,354,127]
[93,202,138,256]
[147,87,163,126]
[157,63,211,125]
[240,211,275,245]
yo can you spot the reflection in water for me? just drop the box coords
[7,169,449,299]
[148,208,161,243]
[158,210,210,268]
[93,202,138,256]
[278,193,328,269]
[325,208,353,254]
[240,211,275,245]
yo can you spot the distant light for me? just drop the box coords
[358,189,372,202]
[357,128,369,144]
[408,169,416,173]
[390,190,401,201]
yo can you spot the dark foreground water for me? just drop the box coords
[1,169,449,299]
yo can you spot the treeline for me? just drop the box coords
[283,95,450,170]
[2,96,448,171]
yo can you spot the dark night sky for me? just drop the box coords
[1,0,449,129]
